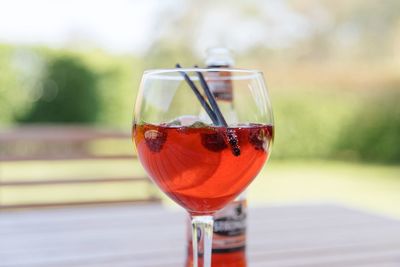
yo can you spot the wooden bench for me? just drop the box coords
[0,125,161,209]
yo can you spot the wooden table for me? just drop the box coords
[1,204,400,267]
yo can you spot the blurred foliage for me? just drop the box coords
[271,89,355,160]
[271,87,400,164]
[20,55,99,123]
[79,51,143,127]
[0,44,399,163]
[0,45,142,127]
[336,89,400,163]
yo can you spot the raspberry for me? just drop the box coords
[227,129,240,156]
[249,128,266,151]
[201,132,227,152]
[144,129,167,152]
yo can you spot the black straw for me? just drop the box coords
[195,67,227,127]
[195,66,241,157]
[176,64,218,125]
[176,63,240,156]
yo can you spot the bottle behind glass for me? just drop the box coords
[185,48,247,267]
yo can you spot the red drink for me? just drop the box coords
[133,123,273,215]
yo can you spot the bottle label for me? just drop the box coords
[206,71,233,101]
[212,200,246,253]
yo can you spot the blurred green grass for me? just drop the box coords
[249,160,400,219]
[1,159,399,219]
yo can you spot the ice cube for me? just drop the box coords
[167,115,209,127]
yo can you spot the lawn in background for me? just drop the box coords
[250,160,400,219]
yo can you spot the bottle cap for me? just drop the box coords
[205,47,235,67]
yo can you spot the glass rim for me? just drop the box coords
[143,68,263,81]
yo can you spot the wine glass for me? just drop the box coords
[132,67,273,267]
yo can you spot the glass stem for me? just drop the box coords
[191,215,214,267]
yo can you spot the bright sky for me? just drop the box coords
[0,0,164,53]
[0,0,315,55]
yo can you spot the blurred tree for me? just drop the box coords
[21,56,99,123]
